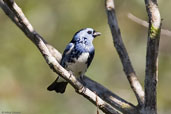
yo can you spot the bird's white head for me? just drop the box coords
[72,28,101,44]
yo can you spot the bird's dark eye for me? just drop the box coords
[83,37,87,40]
[87,31,92,34]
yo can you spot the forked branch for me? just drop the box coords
[105,0,145,107]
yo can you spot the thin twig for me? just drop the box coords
[0,0,136,113]
[128,13,171,37]
[128,13,149,28]
[144,0,161,114]
[105,0,145,107]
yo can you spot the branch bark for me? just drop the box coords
[84,76,138,114]
[105,0,145,107]
[0,0,138,113]
[143,0,161,114]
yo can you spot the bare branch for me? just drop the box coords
[143,0,161,114]
[84,76,138,114]
[128,13,149,28]
[0,0,138,113]
[0,1,121,114]
[0,1,120,114]
[105,0,145,107]
[128,13,171,37]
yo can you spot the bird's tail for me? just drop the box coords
[47,78,68,94]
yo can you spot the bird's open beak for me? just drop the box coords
[93,31,101,37]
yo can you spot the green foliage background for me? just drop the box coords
[0,0,171,113]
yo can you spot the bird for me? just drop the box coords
[47,28,101,93]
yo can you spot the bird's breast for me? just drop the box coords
[66,52,89,77]
[76,52,89,63]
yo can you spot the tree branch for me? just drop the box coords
[0,0,120,114]
[84,76,138,114]
[128,13,171,37]
[144,0,161,114]
[105,0,145,107]
[0,0,138,113]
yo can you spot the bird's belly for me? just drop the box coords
[67,53,89,77]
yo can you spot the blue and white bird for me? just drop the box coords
[47,28,101,93]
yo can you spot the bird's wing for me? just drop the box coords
[60,43,74,66]
[86,48,95,68]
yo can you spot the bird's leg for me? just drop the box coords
[80,74,84,80]
[68,70,73,79]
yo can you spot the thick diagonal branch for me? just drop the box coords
[0,0,137,113]
[0,0,120,114]
[105,0,145,106]
[144,0,161,114]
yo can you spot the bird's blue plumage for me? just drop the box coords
[47,28,101,93]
